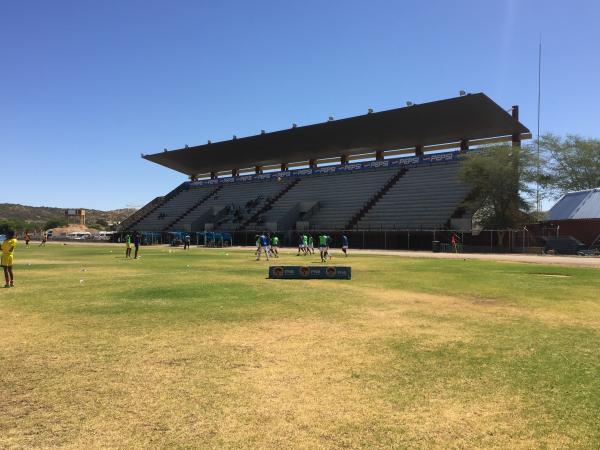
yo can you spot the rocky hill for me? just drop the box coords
[0,203,135,228]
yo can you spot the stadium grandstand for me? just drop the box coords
[120,93,530,248]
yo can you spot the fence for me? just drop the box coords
[111,227,551,253]
[231,228,545,253]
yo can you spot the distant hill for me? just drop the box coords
[0,203,135,228]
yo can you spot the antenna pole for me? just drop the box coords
[536,36,542,214]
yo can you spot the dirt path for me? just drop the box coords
[236,246,600,269]
[30,241,600,269]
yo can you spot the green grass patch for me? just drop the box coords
[1,244,599,448]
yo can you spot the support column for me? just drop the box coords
[210,172,217,180]
[255,165,263,174]
[414,145,423,157]
[460,139,469,153]
[375,150,384,161]
[341,154,348,165]
[280,162,288,172]
[511,105,521,147]
[189,174,198,182]
[511,105,521,200]
[308,159,317,169]
[232,168,239,177]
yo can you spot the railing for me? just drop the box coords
[120,182,189,231]
[241,178,301,229]
[345,168,407,229]
[163,185,223,231]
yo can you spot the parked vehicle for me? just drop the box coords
[66,231,92,240]
[94,231,115,240]
[542,236,587,255]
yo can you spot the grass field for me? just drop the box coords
[1,244,599,449]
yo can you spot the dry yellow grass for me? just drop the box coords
[1,245,599,448]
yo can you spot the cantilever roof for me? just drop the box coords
[143,93,530,176]
[548,188,600,220]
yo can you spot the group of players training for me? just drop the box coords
[255,233,349,262]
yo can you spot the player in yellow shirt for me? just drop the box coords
[125,233,132,258]
[1,230,17,288]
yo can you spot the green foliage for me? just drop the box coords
[459,145,536,229]
[540,134,600,195]
[0,219,38,234]
[43,219,67,230]
[90,218,109,230]
[0,203,136,226]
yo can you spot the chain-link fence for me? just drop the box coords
[111,227,555,254]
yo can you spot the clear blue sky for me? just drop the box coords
[2,0,599,210]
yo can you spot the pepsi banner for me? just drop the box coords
[269,265,352,280]
[189,150,465,187]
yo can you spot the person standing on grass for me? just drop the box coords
[256,233,270,261]
[1,230,17,288]
[341,234,349,257]
[271,235,279,258]
[133,232,140,259]
[308,235,315,255]
[296,234,304,256]
[125,233,132,258]
[183,234,191,250]
[319,233,329,263]
[254,235,261,258]
[24,232,31,247]
[39,233,47,246]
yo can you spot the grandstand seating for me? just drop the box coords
[133,184,216,231]
[126,154,472,233]
[168,179,289,231]
[247,167,400,230]
[356,161,471,229]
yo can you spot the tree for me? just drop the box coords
[540,134,600,195]
[459,145,536,230]
[94,218,109,229]
[44,219,67,230]
[0,219,38,234]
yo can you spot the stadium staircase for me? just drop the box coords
[447,188,476,227]
[119,196,163,231]
[356,161,472,229]
[163,185,223,231]
[241,178,301,230]
[345,168,407,230]
[121,182,188,231]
